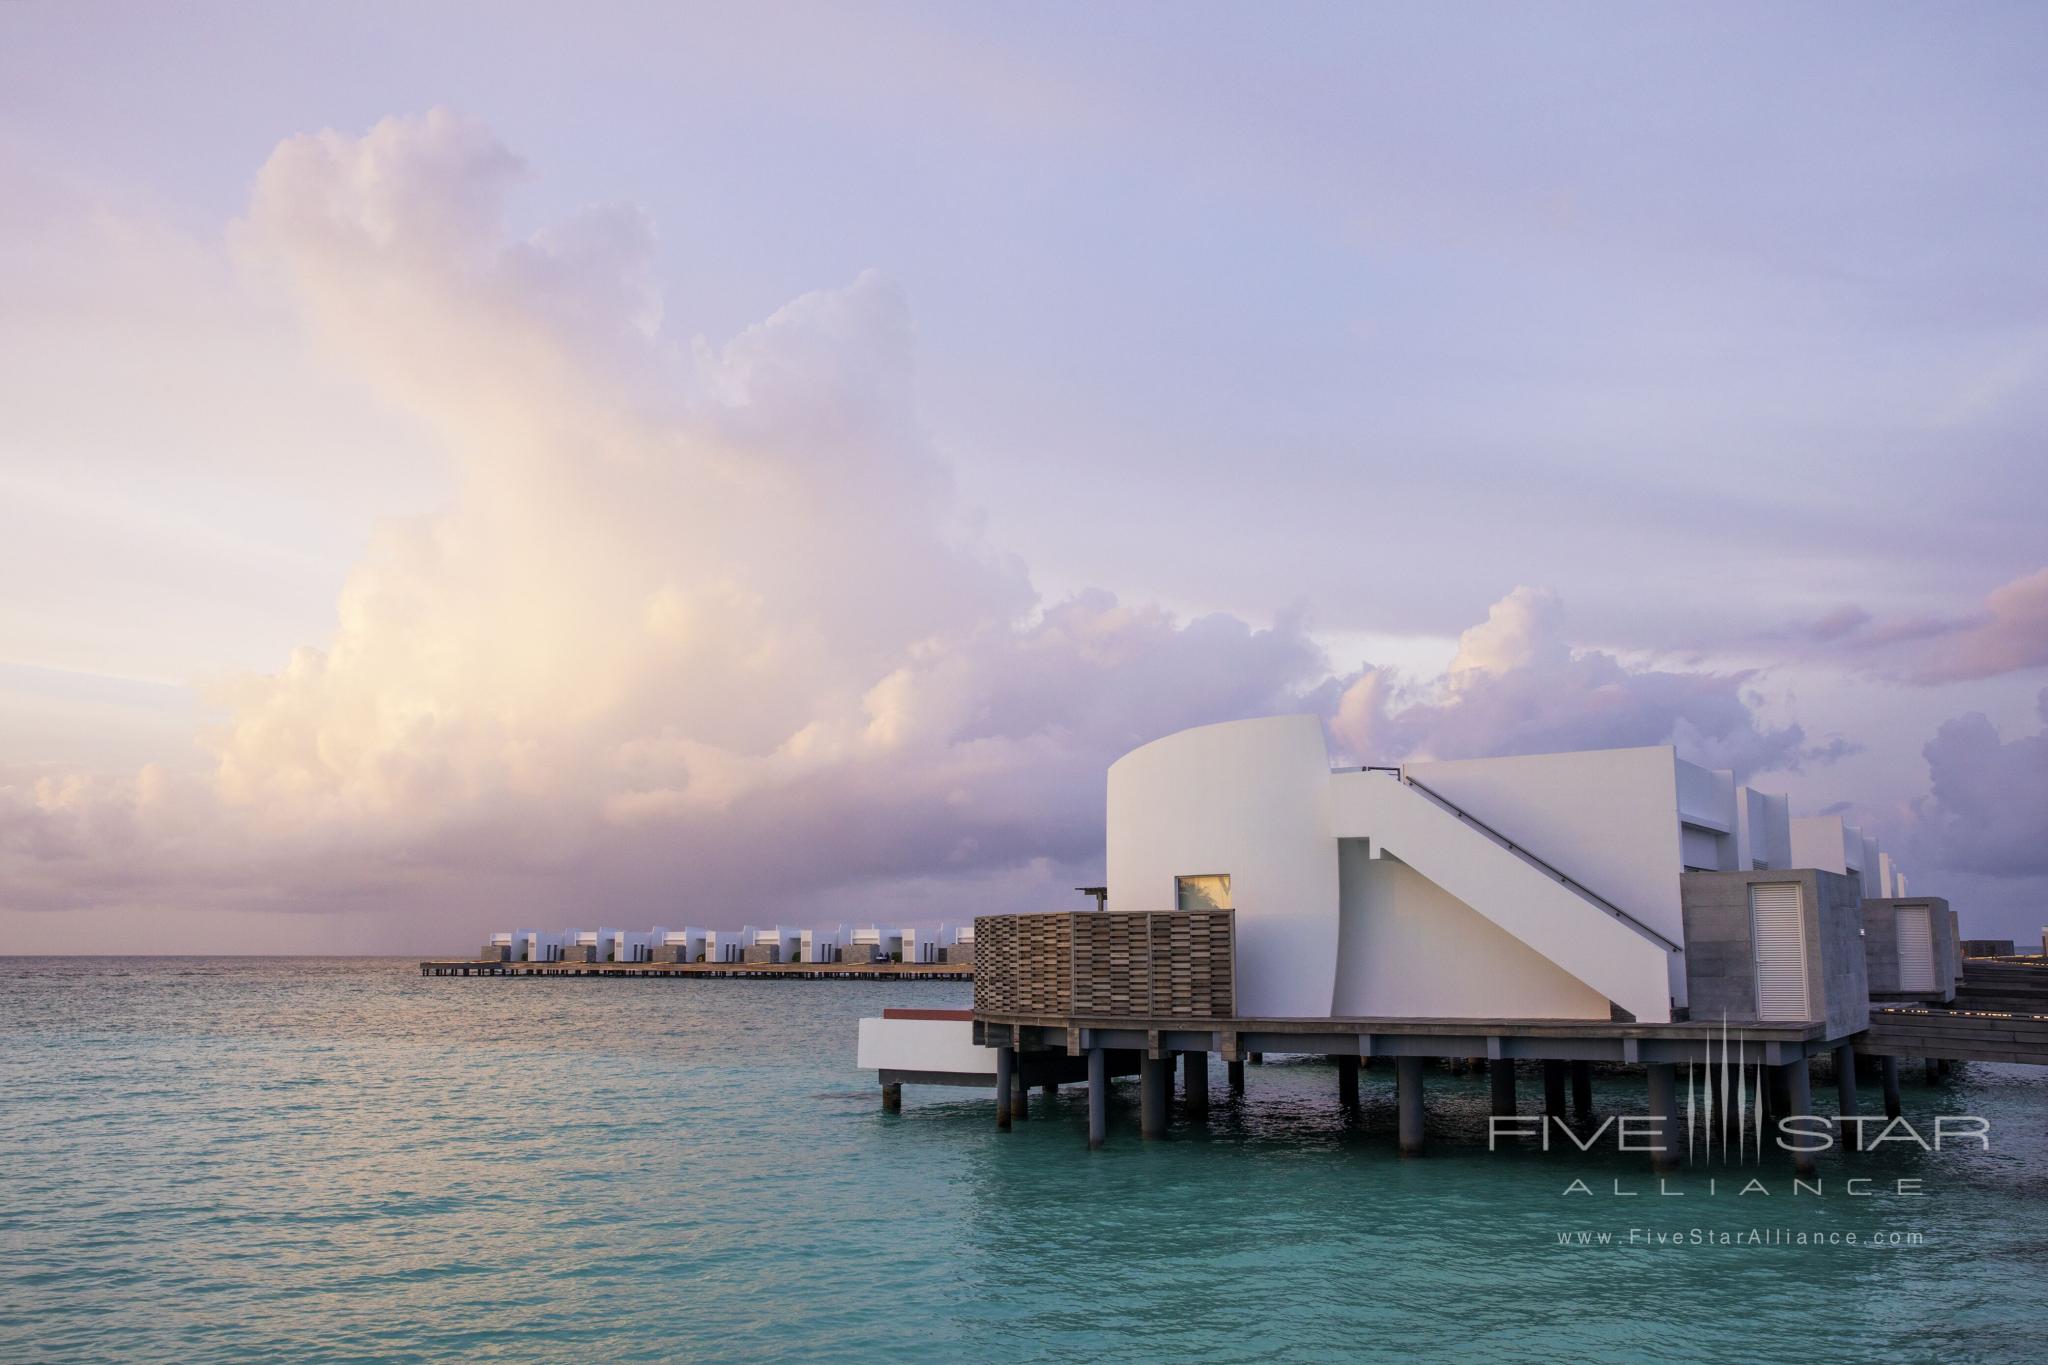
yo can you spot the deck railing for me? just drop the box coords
[974,910,1235,1020]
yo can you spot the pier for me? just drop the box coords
[420,959,971,980]
[862,918,2048,1168]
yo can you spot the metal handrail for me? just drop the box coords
[1369,767,1683,955]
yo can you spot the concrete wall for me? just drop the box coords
[1863,897,1957,1003]
[1735,788,1791,870]
[1790,816,1857,876]
[1405,746,1689,953]
[1332,842,1610,1019]
[1680,870,1869,1038]
[1327,770,1675,1021]
[1106,715,1339,1017]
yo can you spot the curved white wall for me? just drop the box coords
[1106,714,1339,1017]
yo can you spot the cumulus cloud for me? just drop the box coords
[1,111,1336,931]
[0,112,1839,943]
[1325,586,1821,777]
[1912,689,2048,878]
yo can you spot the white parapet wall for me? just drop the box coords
[856,1017,994,1077]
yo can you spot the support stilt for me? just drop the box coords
[1780,1060,1817,1177]
[1542,1060,1567,1118]
[881,1082,902,1113]
[1834,1042,1860,1152]
[1570,1060,1594,1121]
[1185,1051,1210,1118]
[1396,1057,1426,1156]
[996,1047,1014,1131]
[1088,1047,1107,1150]
[1646,1063,1678,1173]
[1490,1058,1517,1117]
[1881,1055,1902,1120]
[1228,1058,1245,1095]
[1013,1064,1030,1121]
[1141,1054,1167,1139]
[1337,1053,1360,1109]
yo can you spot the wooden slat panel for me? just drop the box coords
[975,909,1235,1019]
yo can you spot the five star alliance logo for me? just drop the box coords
[1488,1016,1989,1167]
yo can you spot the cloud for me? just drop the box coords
[0,112,1839,945]
[1906,567,2048,684]
[1770,567,2048,683]
[1325,586,1822,778]
[0,112,1334,934]
[1796,605,1872,643]
[1912,688,2048,878]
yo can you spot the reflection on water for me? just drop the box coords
[3,958,2044,1362]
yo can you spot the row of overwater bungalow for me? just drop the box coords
[481,923,976,966]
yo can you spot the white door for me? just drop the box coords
[1750,883,1811,1022]
[1896,906,1936,993]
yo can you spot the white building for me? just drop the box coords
[1106,714,1905,1026]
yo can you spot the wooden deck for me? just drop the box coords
[420,959,971,980]
[973,1011,1832,1066]
[1850,959,2048,1064]
[1855,1005,2048,1064]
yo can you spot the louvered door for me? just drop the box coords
[1896,906,1936,993]
[1750,883,1810,1021]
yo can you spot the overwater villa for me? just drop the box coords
[856,715,2016,1166]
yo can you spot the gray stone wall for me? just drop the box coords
[1816,872,1869,1037]
[1680,869,1868,1037]
[741,943,780,964]
[1863,897,1956,1003]
[940,943,975,966]
[651,944,693,963]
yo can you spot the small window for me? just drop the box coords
[1176,874,1232,910]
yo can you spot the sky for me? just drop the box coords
[2,3,2045,953]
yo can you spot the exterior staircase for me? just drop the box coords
[1330,767,1680,1024]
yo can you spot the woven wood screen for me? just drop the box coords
[975,910,1234,1019]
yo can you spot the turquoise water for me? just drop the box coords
[4,958,2046,1363]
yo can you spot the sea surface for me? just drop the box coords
[4,957,2046,1363]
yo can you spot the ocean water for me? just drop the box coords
[4,958,2046,1363]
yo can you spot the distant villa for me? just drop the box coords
[479,922,975,967]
